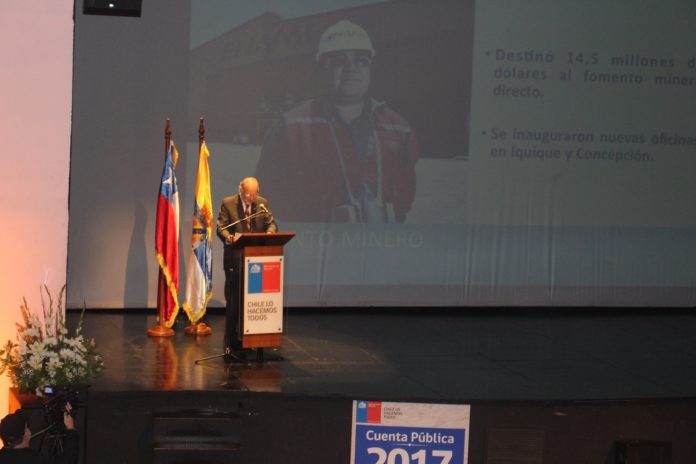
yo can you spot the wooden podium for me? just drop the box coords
[229,232,295,352]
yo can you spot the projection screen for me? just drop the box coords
[67,0,696,308]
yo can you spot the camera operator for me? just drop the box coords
[0,403,78,464]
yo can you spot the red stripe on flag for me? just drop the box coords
[155,194,179,321]
[367,402,382,423]
[262,261,281,293]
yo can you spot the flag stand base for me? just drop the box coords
[147,325,175,337]
[184,322,212,335]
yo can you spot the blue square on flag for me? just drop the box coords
[355,401,367,422]
[247,262,263,293]
[356,401,368,423]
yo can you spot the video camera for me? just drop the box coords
[42,386,80,434]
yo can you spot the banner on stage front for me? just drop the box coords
[243,255,284,334]
[350,401,470,464]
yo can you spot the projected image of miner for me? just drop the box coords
[256,20,419,223]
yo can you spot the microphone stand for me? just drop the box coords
[218,210,269,231]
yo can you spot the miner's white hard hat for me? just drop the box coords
[315,20,375,61]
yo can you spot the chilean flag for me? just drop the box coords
[247,261,281,294]
[155,142,180,327]
[356,401,382,423]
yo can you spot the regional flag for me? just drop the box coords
[182,141,213,323]
[155,141,181,328]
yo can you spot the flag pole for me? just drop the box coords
[185,117,213,335]
[148,119,176,337]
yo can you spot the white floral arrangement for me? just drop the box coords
[0,286,103,394]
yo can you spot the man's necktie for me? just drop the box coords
[245,204,251,231]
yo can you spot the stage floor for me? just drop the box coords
[72,308,696,402]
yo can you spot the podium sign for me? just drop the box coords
[243,255,284,335]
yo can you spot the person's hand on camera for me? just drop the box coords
[63,403,75,431]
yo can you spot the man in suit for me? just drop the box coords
[216,177,277,357]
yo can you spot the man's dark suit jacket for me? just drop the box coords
[216,193,278,271]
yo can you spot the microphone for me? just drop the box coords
[258,203,269,214]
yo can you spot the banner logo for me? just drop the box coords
[247,261,281,293]
[356,401,382,424]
